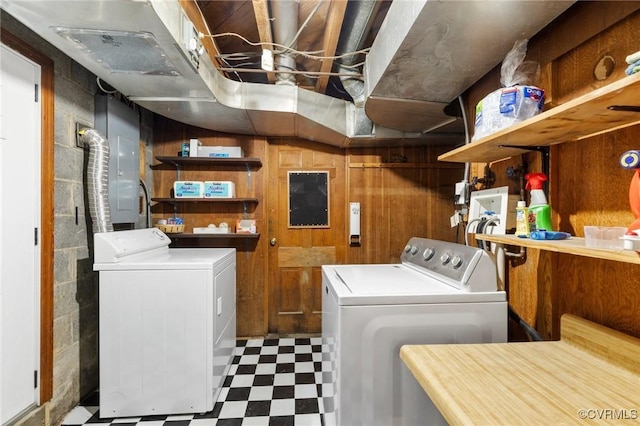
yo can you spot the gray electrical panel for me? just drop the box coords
[95,94,140,225]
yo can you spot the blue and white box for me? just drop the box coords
[181,142,190,157]
[173,181,205,198]
[197,146,244,158]
[204,181,235,198]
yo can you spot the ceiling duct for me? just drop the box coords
[364,0,575,133]
[333,0,382,137]
[1,0,575,147]
[270,0,298,86]
[335,0,381,108]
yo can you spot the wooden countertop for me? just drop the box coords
[400,315,640,425]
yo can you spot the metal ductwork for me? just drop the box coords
[1,0,575,148]
[335,0,381,108]
[80,129,113,234]
[271,0,298,86]
[364,0,575,133]
[333,0,382,137]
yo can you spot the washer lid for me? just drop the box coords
[94,248,235,271]
[324,264,505,305]
[335,265,457,295]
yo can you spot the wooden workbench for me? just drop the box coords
[400,315,640,425]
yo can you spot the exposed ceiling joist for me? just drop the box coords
[251,0,276,84]
[1,0,578,147]
[315,0,348,94]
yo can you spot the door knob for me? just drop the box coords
[270,237,277,246]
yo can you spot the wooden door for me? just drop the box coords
[267,140,346,335]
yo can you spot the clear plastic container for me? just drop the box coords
[583,226,626,249]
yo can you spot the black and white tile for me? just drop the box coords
[61,338,324,426]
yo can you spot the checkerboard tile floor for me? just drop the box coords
[61,338,324,426]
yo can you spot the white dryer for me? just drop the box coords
[321,237,507,426]
[93,228,236,418]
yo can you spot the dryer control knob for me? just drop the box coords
[152,229,166,240]
[451,255,464,268]
[440,252,451,265]
[410,245,419,255]
[404,244,412,253]
[422,248,435,260]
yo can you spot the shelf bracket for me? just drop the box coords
[505,244,527,266]
[498,144,549,156]
[246,162,253,189]
[607,105,640,112]
[162,158,183,181]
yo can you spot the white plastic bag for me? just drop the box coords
[501,39,540,87]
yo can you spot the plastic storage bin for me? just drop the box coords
[584,226,626,249]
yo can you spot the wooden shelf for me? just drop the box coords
[166,233,260,239]
[152,156,260,248]
[154,156,262,168]
[477,233,640,265]
[348,162,461,169]
[152,197,259,204]
[438,73,640,163]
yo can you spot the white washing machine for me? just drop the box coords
[93,228,236,418]
[321,237,507,426]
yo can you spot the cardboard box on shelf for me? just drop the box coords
[198,146,243,158]
[193,225,231,234]
[189,138,202,157]
[236,219,256,234]
[180,142,190,157]
[173,181,204,198]
[204,181,235,198]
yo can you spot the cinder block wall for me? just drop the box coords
[2,10,99,425]
[1,11,154,426]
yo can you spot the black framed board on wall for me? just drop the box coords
[288,171,329,228]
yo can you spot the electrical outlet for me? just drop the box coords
[454,181,468,205]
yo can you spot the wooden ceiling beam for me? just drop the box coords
[315,0,348,94]
[252,0,277,84]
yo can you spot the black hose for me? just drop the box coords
[508,304,543,341]
[476,219,487,250]
[139,179,151,228]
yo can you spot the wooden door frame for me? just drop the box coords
[1,28,55,403]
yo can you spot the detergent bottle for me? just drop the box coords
[526,172,552,232]
[515,200,530,237]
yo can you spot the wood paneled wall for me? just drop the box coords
[151,117,463,336]
[463,5,640,339]
[346,146,463,264]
